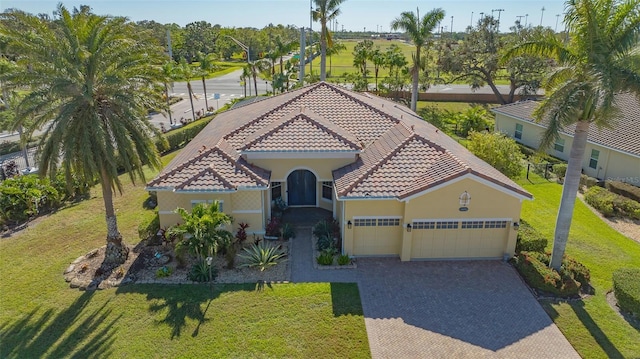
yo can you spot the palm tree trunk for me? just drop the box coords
[101,167,129,266]
[201,77,209,111]
[320,23,327,81]
[253,72,258,95]
[411,48,420,111]
[549,120,590,270]
[164,83,173,125]
[187,81,196,121]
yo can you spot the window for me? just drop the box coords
[271,182,282,200]
[322,181,333,200]
[515,123,523,140]
[377,218,400,226]
[484,220,507,229]
[554,138,565,152]
[436,221,459,229]
[461,221,483,229]
[412,221,436,229]
[354,218,376,226]
[191,200,222,212]
[589,149,600,169]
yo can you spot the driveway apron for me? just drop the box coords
[290,226,580,358]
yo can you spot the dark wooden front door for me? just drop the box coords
[287,170,316,206]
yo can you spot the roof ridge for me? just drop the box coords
[320,83,401,125]
[147,146,218,186]
[339,124,415,196]
[301,109,362,149]
[176,166,236,191]
[212,144,270,187]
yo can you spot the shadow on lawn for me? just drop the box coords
[116,283,254,339]
[543,300,624,358]
[0,292,118,359]
[330,283,364,317]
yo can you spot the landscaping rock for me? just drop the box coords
[63,264,75,274]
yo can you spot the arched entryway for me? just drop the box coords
[287,169,316,206]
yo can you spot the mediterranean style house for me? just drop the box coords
[147,82,532,261]
[492,93,640,185]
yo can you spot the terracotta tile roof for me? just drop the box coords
[149,82,531,200]
[492,93,640,157]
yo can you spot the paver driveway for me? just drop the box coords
[290,227,580,358]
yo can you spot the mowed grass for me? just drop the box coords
[518,173,640,358]
[305,39,414,79]
[0,152,370,358]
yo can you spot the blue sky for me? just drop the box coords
[4,1,567,33]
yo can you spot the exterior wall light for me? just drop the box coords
[347,220,352,229]
[513,222,520,230]
[459,191,471,211]
[406,223,412,232]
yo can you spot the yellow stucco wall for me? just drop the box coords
[250,158,353,181]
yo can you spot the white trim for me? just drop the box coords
[336,196,398,201]
[176,189,236,193]
[283,167,320,181]
[159,210,175,215]
[321,198,333,203]
[353,215,403,219]
[232,210,262,214]
[497,114,640,159]
[400,173,532,202]
[145,187,173,192]
[243,151,358,160]
[412,217,512,222]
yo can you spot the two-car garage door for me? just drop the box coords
[351,216,510,259]
[410,219,510,259]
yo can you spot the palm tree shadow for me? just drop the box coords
[0,292,117,358]
[116,283,253,339]
[571,300,625,358]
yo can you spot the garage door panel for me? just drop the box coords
[411,219,510,259]
[353,217,402,256]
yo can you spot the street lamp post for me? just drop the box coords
[540,7,545,26]
[555,14,560,32]
[450,16,454,37]
[470,11,474,29]
[492,9,504,32]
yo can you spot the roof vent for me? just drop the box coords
[199,145,207,154]
[411,125,414,131]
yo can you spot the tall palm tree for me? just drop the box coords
[391,7,445,111]
[0,5,167,266]
[504,0,640,270]
[274,36,298,74]
[197,52,218,111]
[161,61,178,125]
[177,58,197,121]
[327,40,346,77]
[312,0,346,81]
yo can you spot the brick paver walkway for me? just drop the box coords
[290,226,580,359]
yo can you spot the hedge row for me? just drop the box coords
[580,174,599,189]
[515,220,548,253]
[606,180,640,203]
[512,251,590,297]
[155,116,214,154]
[613,268,640,317]
[584,186,640,219]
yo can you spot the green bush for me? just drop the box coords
[467,132,524,179]
[0,174,61,224]
[512,252,586,297]
[585,186,640,219]
[515,220,548,253]
[155,266,174,278]
[552,164,568,179]
[154,116,214,154]
[606,180,640,203]
[316,235,335,252]
[316,251,334,266]
[238,241,287,271]
[138,212,160,240]
[188,260,217,282]
[613,268,640,317]
[580,174,598,189]
[337,254,351,266]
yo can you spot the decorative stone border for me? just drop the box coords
[310,229,357,270]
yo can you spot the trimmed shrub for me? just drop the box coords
[584,186,615,217]
[512,251,588,297]
[0,174,61,224]
[316,251,334,265]
[552,164,568,180]
[606,180,640,203]
[580,174,598,189]
[613,268,640,317]
[515,220,548,253]
[154,116,214,154]
[613,196,640,220]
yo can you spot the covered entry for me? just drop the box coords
[410,219,510,259]
[287,169,316,206]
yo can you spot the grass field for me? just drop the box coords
[518,173,640,358]
[0,152,370,358]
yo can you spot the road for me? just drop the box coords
[1,74,539,142]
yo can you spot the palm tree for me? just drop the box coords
[0,5,166,266]
[312,0,346,81]
[177,58,197,121]
[327,40,346,77]
[504,0,640,270]
[370,48,385,92]
[197,52,218,111]
[391,7,445,111]
[161,61,178,125]
[274,36,298,74]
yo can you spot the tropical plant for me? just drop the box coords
[177,58,198,121]
[281,222,296,240]
[170,202,234,261]
[316,250,334,265]
[390,7,445,111]
[467,131,525,179]
[327,40,346,77]
[197,52,219,111]
[503,0,640,270]
[370,48,385,91]
[239,241,287,271]
[161,61,179,125]
[337,253,351,265]
[188,259,218,282]
[312,0,346,81]
[352,39,374,90]
[0,5,167,265]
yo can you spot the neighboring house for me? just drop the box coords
[147,82,532,261]
[492,93,640,185]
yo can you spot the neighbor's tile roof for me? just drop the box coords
[492,92,640,157]
[148,82,531,200]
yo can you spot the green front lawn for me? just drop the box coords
[0,153,369,358]
[518,174,640,358]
